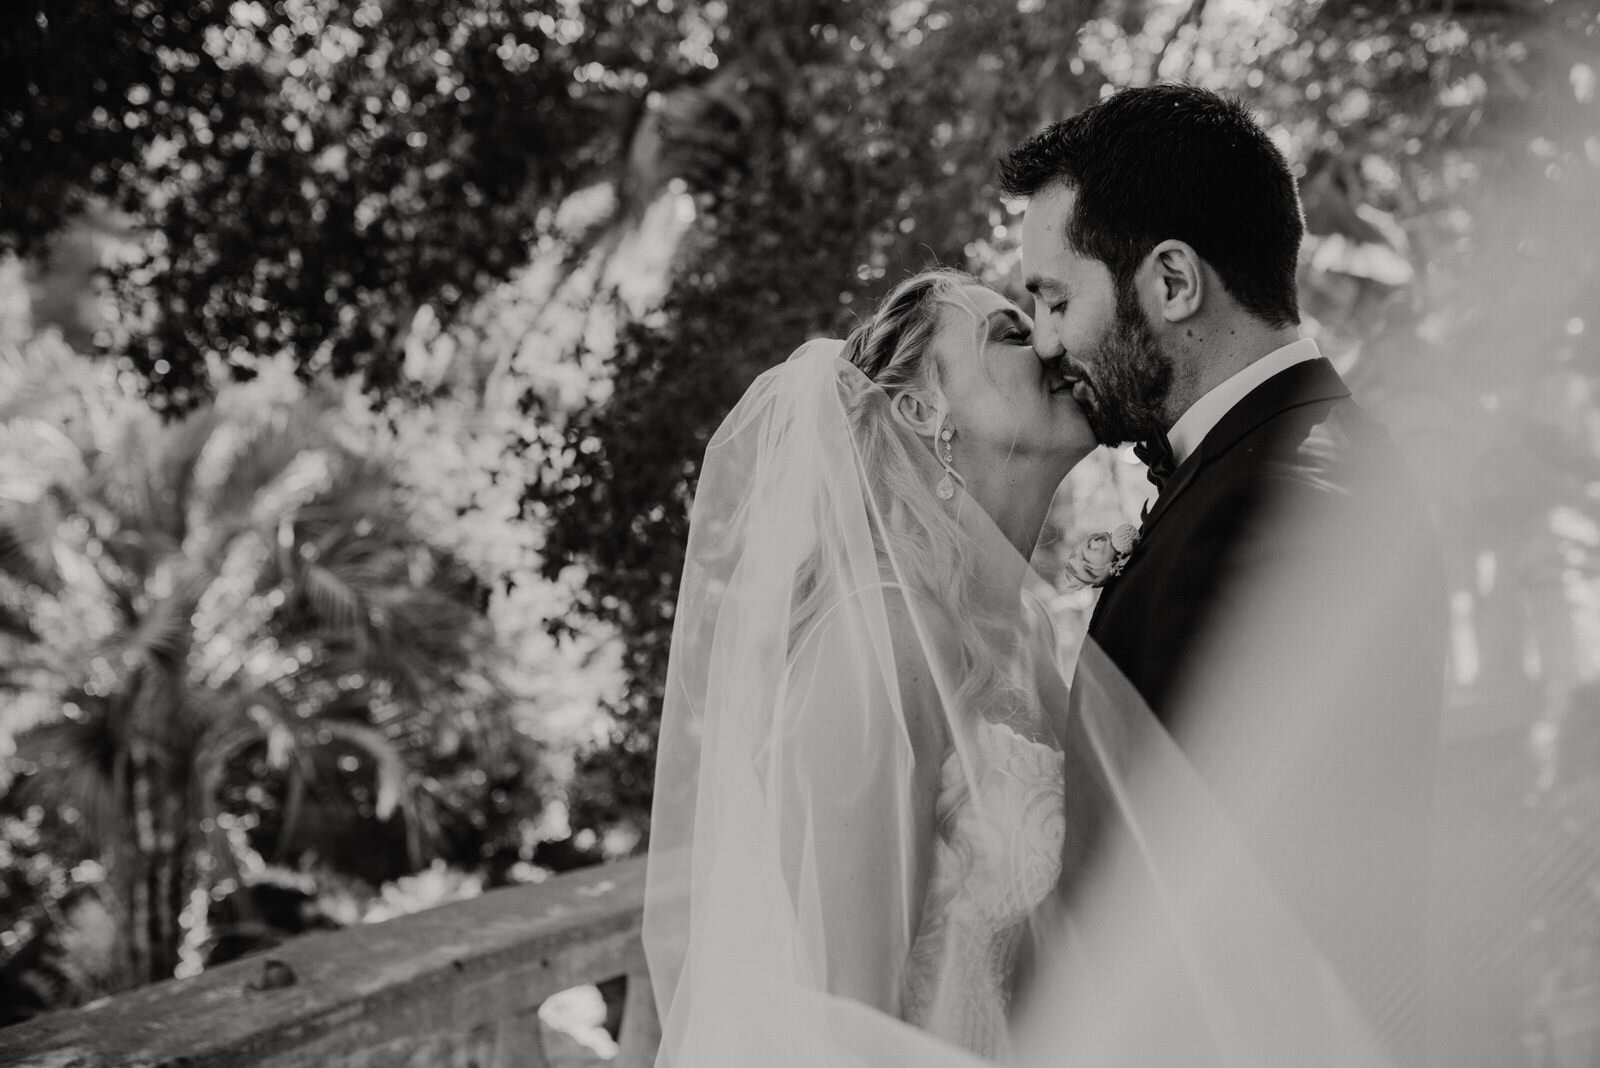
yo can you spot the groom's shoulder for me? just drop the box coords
[1229,388,1415,493]
[1183,393,1431,560]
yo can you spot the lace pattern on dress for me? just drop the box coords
[902,716,1067,1060]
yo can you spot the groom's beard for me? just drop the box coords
[1075,286,1173,448]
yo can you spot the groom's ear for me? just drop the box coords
[1147,240,1204,323]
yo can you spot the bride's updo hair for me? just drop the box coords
[840,267,981,402]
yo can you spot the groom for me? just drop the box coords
[1003,85,1445,1061]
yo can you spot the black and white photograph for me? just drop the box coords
[2,1,1598,1065]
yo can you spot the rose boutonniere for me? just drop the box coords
[1061,523,1140,590]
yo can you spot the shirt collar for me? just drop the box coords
[1167,338,1323,467]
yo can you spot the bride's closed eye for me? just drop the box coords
[986,311,1033,346]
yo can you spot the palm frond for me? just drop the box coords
[299,563,366,633]
[115,586,198,671]
[204,408,340,538]
[0,521,60,592]
[193,689,289,789]
[191,688,310,876]
[0,340,84,425]
[148,407,226,547]
[0,599,38,641]
[316,720,410,824]
[11,716,127,856]
[80,414,166,538]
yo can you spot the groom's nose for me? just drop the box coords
[1032,315,1064,361]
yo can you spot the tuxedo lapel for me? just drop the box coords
[1138,358,1351,538]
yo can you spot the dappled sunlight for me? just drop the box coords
[1,0,1597,1060]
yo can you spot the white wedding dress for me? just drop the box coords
[903,715,1067,1060]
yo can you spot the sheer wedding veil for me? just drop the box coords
[642,281,1539,1066]
[643,267,1074,1064]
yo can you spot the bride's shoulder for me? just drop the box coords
[795,581,958,748]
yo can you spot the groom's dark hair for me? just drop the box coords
[999,83,1303,328]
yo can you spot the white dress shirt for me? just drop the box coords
[1166,337,1324,467]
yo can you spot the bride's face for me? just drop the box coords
[930,284,1096,476]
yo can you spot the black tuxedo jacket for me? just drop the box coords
[1080,356,1446,1060]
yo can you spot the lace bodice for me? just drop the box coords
[902,715,1067,1060]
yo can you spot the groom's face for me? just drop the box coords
[1021,184,1173,447]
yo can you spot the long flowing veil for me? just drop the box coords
[1018,640,1404,1067]
[644,339,1062,1065]
[643,338,1460,1065]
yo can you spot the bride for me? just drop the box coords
[642,267,1095,1063]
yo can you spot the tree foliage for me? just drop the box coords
[4,0,705,406]
[7,0,1598,816]
[0,339,540,996]
[4,2,1600,1036]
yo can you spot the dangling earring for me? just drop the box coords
[936,422,960,500]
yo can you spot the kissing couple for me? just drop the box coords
[642,84,1446,1067]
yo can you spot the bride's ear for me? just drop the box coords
[892,389,942,439]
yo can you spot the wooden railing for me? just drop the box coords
[0,856,657,1068]
[4,753,1598,1068]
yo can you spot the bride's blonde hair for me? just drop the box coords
[840,268,975,399]
[794,269,1034,779]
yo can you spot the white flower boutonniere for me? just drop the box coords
[1061,523,1140,590]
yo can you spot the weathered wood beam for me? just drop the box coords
[0,857,649,1068]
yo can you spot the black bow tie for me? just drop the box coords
[1132,432,1177,492]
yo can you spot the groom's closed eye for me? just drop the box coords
[1024,277,1071,319]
